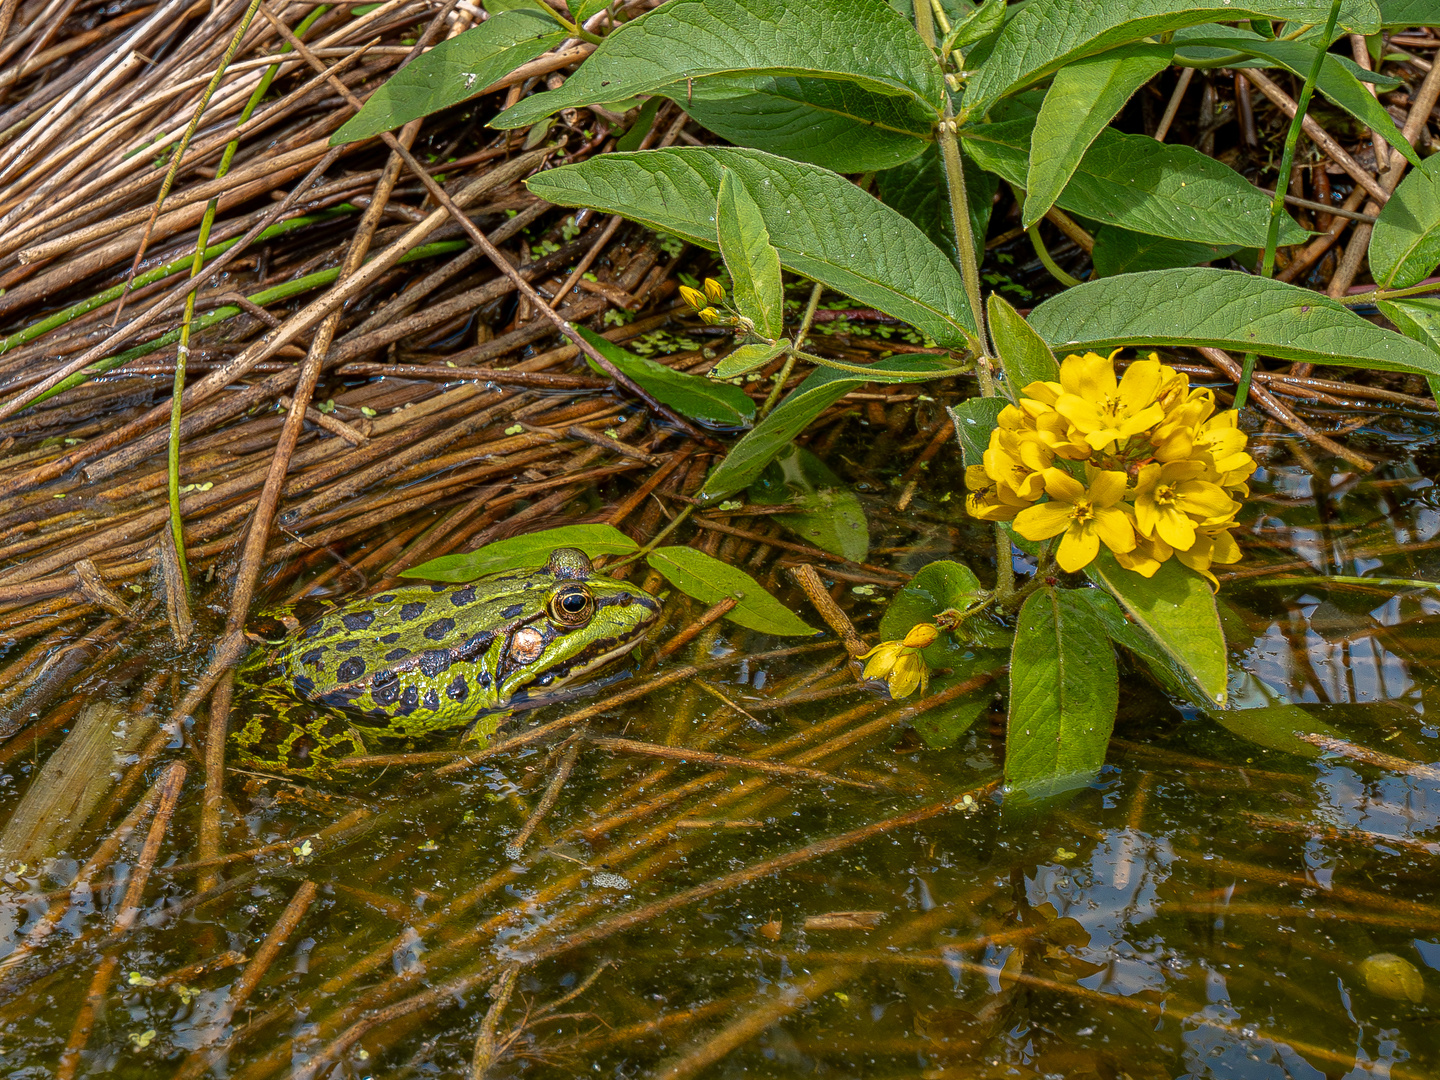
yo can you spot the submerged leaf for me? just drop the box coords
[749,445,869,562]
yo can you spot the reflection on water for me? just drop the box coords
[0,436,1437,1079]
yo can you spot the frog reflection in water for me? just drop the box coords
[232,548,662,777]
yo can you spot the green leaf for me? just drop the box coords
[528,147,976,348]
[716,170,785,340]
[575,326,754,426]
[942,0,1007,53]
[1174,26,1421,168]
[401,524,639,581]
[1023,43,1173,229]
[1380,0,1440,26]
[700,356,951,501]
[947,396,1006,468]
[749,445,869,562]
[988,292,1059,394]
[614,95,663,152]
[1091,226,1240,277]
[573,0,612,19]
[492,0,944,129]
[331,12,566,145]
[1376,297,1440,400]
[880,560,1010,649]
[1006,586,1119,788]
[875,145,996,267]
[663,74,933,173]
[710,340,788,379]
[646,546,816,635]
[1086,551,1227,707]
[1028,268,1440,376]
[964,120,1309,248]
[1371,154,1440,289]
[962,0,1381,117]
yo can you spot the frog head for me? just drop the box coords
[495,547,662,700]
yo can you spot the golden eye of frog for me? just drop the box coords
[232,548,661,777]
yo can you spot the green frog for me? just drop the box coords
[232,548,662,777]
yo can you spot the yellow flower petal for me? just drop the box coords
[1014,501,1073,541]
[1056,522,1101,572]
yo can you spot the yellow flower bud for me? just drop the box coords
[901,623,939,649]
[703,277,726,302]
[678,285,708,310]
[698,307,723,324]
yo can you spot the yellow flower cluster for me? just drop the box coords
[966,350,1256,585]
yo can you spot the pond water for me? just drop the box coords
[0,423,1437,1079]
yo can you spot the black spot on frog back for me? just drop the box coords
[400,601,426,622]
[335,657,367,683]
[450,586,477,607]
[342,610,376,631]
[424,617,456,641]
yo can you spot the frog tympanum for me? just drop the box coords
[232,548,661,777]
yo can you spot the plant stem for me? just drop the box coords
[1027,226,1082,288]
[1234,0,1341,411]
[914,0,990,372]
[610,505,696,571]
[915,0,1013,603]
[761,280,822,419]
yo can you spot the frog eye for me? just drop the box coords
[548,584,594,627]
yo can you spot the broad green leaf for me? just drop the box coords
[1087,552,1226,707]
[1006,586,1119,787]
[710,340,787,380]
[1174,26,1420,168]
[646,546,816,635]
[1091,226,1240,277]
[1371,154,1440,289]
[716,170,785,340]
[964,120,1309,248]
[664,74,933,173]
[1381,0,1440,25]
[492,0,944,129]
[1078,581,1218,708]
[700,356,951,501]
[988,293,1059,394]
[910,651,1003,748]
[947,396,1006,468]
[1376,298,1440,400]
[1023,43,1173,229]
[875,145,996,266]
[528,147,976,348]
[1029,268,1440,376]
[331,12,566,145]
[1382,0,1440,24]
[402,524,638,580]
[750,445,869,562]
[880,560,1010,650]
[576,327,754,426]
[614,96,663,152]
[962,0,1381,117]
[573,0,612,19]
